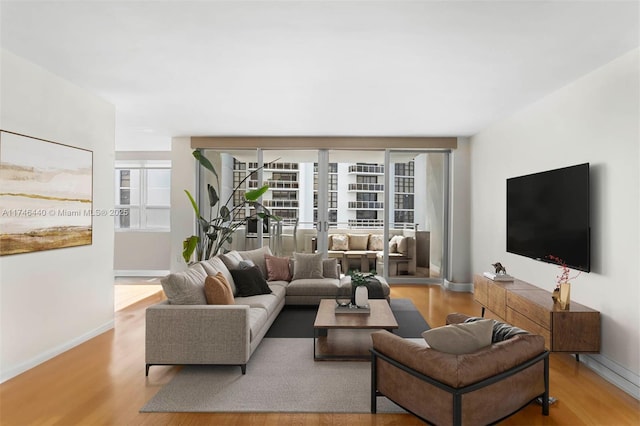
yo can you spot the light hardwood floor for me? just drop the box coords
[1,285,638,425]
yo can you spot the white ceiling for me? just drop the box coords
[1,1,638,151]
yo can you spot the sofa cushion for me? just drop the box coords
[292,252,324,280]
[322,258,340,279]
[368,234,384,251]
[204,272,235,305]
[201,256,237,296]
[421,319,493,355]
[286,278,341,296]
[348,234,370,250]
[160,263,208,305]
[235,285,285,318]
[239,246,272,279]
[248,307,269,341]
[331,234,349,250]
[265,254,292,281]
[230,266,273,297]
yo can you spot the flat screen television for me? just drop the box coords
[506,163,590,272]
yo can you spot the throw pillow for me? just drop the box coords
[292,252,324,280]
[389,235,404,254]
[219,250,244,270]
[388,240,398,253]
[230,266,273,297]
[202,256,238,296]
[204,272,235,305]
[348,234,370,250]
[396,236,408,254]
[239,246,272,279]
[331,234,349,251]
[421,319,493,355]
[238,259,256,269]
[265,254,292,281]
[160,263,208,305]
[368,234,384,251]
[322,258,339,279]
[463,317,529,342]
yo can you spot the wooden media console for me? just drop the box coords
[473,274,600,354]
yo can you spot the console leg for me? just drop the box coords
[241,364,246,375]
[145,364,150,376]
[575,353,580,362]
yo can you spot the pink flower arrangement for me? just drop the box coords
[547,255,580,288]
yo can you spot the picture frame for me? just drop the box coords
[0,131,93,255]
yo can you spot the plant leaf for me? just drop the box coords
[184,190,199,217]
[220,205,230,221]
[182,236,199,263]
[193,150,218,180]
[245,184,269,201]
[207,184,219,207]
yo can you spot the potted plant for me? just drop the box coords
[182,150,280,263]
[348,270,376,307]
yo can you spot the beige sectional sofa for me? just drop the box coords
[145,246,390,375]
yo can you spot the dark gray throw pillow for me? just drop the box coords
[463,317,529,342]
[230,266,273,297]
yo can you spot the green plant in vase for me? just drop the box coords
[182,150,280,263]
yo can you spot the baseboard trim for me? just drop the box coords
[114,269,169,277]
[579,354,640,400]
[443,279,474,292]
[0,320,114,384]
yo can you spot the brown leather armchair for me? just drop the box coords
[370,313,549,425]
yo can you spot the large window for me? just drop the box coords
[115,166,171,230]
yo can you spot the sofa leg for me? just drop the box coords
[241,364,246,375]
[145,364,151,376]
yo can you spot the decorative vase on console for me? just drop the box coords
[547,255,579,310]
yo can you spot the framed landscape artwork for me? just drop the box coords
[0,131,93,255]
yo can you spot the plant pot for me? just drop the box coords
[355,285,369,308]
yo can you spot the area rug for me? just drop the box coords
[265,298,430,338]
[140,338,406,413]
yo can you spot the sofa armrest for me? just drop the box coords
[145,301,251,365]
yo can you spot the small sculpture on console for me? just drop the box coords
[492,262,507,275]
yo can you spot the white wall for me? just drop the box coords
[0,50,115,382]
[470,49,640,397]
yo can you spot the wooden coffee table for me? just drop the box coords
[313,299,398,360]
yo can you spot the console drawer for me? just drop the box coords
[507,291,551,329]
[506,307,552,349]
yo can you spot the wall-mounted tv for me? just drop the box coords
[506,163,590,272]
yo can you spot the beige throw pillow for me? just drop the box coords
[322,258,339,279]
[368,234,384,251]
[204,272,235,305]
[348,234,370,250]
[292,252,324,280]
[331,234,349,251]
[421,319,493,355]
